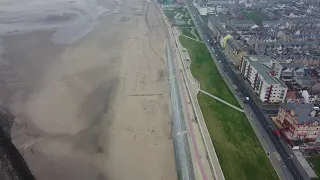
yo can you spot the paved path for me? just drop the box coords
[173,25,225,180]
[190,27,199,41]
[171,22,210,180]
[161,5,212,180]
[180,34,203,43]
[199,89,244,112]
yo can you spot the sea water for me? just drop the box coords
[0,0,109,44]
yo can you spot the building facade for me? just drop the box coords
[224,38,248,66]
[240,56,288,103]
[276,102,320,142]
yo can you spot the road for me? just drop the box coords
[263,109,280,115]
[186,2,310,180]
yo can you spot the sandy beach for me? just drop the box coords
[0,0,177,179]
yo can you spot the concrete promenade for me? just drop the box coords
[172,27,225,180]
[160,4,213,180]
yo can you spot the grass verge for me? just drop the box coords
[194,28,200,39]
[308,156,320,177]
[245,11,267,25]
[164,11,175,21]
[179,28,196,39]
[180,36,279,180]
[163,7,197,38]
[179,36,239,106]
[164,7,191,22]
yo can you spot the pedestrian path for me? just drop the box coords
[190,27,199,41]
[181,34,203,43]
[199,89,244,112]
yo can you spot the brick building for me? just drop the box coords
[276,102,320,142]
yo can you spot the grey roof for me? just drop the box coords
[312,83,320,94]
[247,55,271,62]
[231,19,256,25]
[226,38,246,51]
[283,102,320,124]
[295,76,317,86]
[280,63,305,69]
[250,61,286,87]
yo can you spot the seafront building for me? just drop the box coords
[240,56,288,103]
[276,102,320,142]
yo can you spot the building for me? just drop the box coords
[301,90,320,104]
[280,63,305,82]
[276,102,320,142]
[176,0,185,4]
[240,56,288,103]
[285,67,319,90]
[229,19,256,29]
[207,0,236,5]
[221,34,233,48]
[208,15,228,41]
[193,1,208,15]
[163,0,175,4]
[224,38,248,66]
[285,91,305,103]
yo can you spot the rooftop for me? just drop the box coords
[283,102,320,124]
[247,55,271,62]
[250,62,286,87]
[286,91,303,100]
[245,55,286,87]
[230,19,256,25]
[226,38,246,51]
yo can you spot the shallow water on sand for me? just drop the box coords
[0,0,109,44]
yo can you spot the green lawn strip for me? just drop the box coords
[194,28,200,40]
[164,11,175,21]
[164,7,192,24]
[177,24,193,28]
[179,36,239,107]
[245,11,267,25]
[179,35,278,179]
[308,156,320,177]
[174,7,187,14]
[198,93,279,180]
[179,27,196,39]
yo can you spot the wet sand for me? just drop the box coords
[0,0,177,179]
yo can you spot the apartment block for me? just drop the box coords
[240,56,288,103]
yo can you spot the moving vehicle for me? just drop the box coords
[244,96,249,103]
[274,129,280,139]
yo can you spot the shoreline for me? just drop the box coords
[0,0,177,179]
